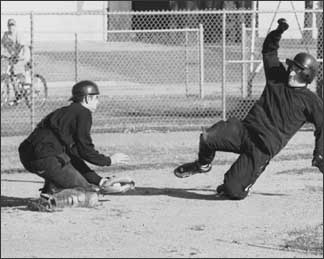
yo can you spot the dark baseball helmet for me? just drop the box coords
[70,80,99,101]
[286,52,319,84]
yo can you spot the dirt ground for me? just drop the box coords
[1,131,323,258]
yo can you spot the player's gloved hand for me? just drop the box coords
[312,154,324,174]
[99,176,135,195]
[110,153,130,165]
[277,18,289,33]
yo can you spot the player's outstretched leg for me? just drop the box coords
[174,160,212,178]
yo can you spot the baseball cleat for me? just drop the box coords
[27,193,57,212]
[174,161,212,178]
[215,184,232,199]
[216,184,225,194]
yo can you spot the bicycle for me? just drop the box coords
[1,55,47,109]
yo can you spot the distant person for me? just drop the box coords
[18,80,135,211]
[173,19,323,200]
[1,18,31,104]
[1,18,31,79]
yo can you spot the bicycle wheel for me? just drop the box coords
[25,73,48,109]
[1,74,10,107]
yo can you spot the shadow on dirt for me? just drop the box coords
[1,189,290,209]
[1,195,38,208]
[104,187,227,200]
[106,187,289,201]
[109,187,289,200]
[1,179,43,184]
[251,191,289,196]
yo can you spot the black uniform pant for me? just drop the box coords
[18,139,102,193]
[198,118,271,200]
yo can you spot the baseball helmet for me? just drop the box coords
[286,52,319,84]
[70,80,99,100]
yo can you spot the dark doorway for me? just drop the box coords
[132,1,170,11]
[131,1,171,32]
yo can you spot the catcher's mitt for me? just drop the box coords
[99,177,135,195]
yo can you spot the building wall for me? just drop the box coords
[1,1,107,41]
[1,1,320,41]
[108,1,132,12]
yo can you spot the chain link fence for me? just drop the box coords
[1,8,323,137]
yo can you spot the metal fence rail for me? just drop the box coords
[1,8,323,137]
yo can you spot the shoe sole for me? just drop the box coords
[174,167,211,178]
[174,170,194,178]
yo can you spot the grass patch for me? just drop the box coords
[284,224,323,255]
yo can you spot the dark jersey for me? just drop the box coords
[243,29,323,158]
[26,102,111,166]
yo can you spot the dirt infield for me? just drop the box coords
[1,130,323,258]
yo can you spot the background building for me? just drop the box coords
[1,1,320,41]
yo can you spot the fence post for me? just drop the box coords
[241,22,247,98]
[222,11,226,120]
[199,23,204,99]
[74,33,78,82]
[250,1,257,74]
[30,11,35,131]
[102,3,107,41]
[185,28,189,96]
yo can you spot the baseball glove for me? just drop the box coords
[99,177,135,195]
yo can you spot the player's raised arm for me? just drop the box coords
[262,18,289,82]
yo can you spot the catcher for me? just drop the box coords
[18,80,135,211]
[174,18,323,200]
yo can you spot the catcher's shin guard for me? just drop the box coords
[51,188,99,209]
[174,161,212,178]
[28,188,99,212]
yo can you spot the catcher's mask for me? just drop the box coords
[286,52,319,84]
[69,80,100,101]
